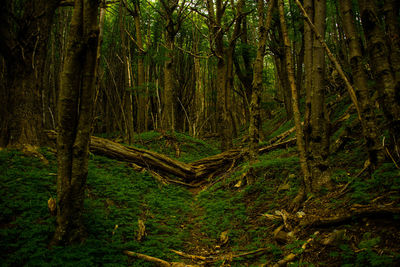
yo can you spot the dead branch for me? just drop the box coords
[301,206,400,228]
[258,138,296,154]
[170,249,207,261]
[171,247,271,263]
[272,232,319,267]
[267,126,296,145]
[123,250,199,267]
[123,251,171,266]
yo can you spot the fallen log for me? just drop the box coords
[90,136,196,180]
[46,131,296,183]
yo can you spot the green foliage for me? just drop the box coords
[349,163,400,204]
[330,233,395,266]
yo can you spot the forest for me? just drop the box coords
[0,0,400,266]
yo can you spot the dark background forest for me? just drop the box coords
[1,0,400,266]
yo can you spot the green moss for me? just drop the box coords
[0,149,194,266]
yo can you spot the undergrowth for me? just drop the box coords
[1,116,400,267]
[0,149,193,266]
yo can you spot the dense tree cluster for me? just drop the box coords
[1,0,399,244]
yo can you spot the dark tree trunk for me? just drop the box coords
[0,0,58,147]
[359,0,400,157]
[339,0,382,167]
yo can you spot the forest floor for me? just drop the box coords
[1,111,400,266]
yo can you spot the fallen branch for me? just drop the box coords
[301,206,400,228]
[272,232,319,267]
[258,138,296,154]
[123,250,199,267]
[170,249,207,261]
[171,247,271,263]
[123,251,171,266]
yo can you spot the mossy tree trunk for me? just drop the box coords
[52,0,99,246]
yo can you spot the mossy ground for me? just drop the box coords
[1,124,400,266]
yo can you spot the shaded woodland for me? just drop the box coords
[1,0,400,266]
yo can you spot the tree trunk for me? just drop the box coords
[359,0,400,155]
[119,2,134,144]
[161,0,179,132]
[309,0,330,190]
[250,0,276,155]
[384,0,400,87]
[0,0,58,147]
[303,0,313,152]
[278,0,312,199]
[51,0,99,245]
[339,0,382,167]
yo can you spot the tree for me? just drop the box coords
[205,0,244,150]
[119,1,135,144]
[339,0,382,168]
[249,0,276,155]
[278,0,312,202]
[132,0,147,133]
[308,0,330,190]
[51,0,100,245]
[160,0,185,131]
[0,0,59,147]
[359,0,400,159]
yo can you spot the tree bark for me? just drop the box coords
[0,0,58,147]
[303,0,313,152]
[132,0,147,133]
[359,0,400,155]
[161,0,179,132]
[249,0,276,155]
[309,0,330,190]
[278,0,312,198]
[339,0,382,167]
[51,0,99,246]
[119,2,135,144]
